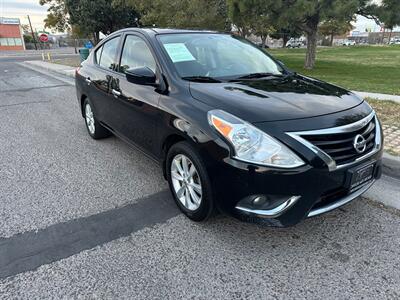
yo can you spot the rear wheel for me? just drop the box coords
[166,142,214,221]
[83,98,111,139]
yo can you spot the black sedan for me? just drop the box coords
[75,28,383,227]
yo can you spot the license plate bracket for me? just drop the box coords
[346,162,375,191]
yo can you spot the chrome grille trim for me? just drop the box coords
[286,112,382,171]
[308,180,374,217]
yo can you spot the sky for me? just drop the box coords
[0,0,398,34]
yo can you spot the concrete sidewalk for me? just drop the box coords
[0,48,77,58]
[23,60,76,78]
[352,91,400,104]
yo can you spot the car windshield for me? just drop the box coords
[157,33,283,80]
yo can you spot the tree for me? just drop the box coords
[319,19,354,46]
[227,0,280,47]
[226,0,253,37]
[378,0,400,43]
[39,0,69,32]
[66,0,139,43]
[253,16,274,47]
[270,26,302,48]
[23,34,34,44]
[277,0,386,69]
[278,0,362,69]
[129,0,229,31]
[20,24,31,34]
[40,0,139,43]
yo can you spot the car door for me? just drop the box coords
[108,33,161,156]
[88,36,121,128]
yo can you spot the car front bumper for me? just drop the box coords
[206,149,383,227]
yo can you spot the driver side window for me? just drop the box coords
[119,35,156,74]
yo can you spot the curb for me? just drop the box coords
[382,152,400,180]
[352,91,400,104]
[19,60,400,180]
[23,61,76,79]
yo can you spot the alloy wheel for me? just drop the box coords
[85,103,95,134]
[171,154,202,211]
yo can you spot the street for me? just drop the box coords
[0,58,399,299]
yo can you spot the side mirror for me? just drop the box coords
[125,67,157,85]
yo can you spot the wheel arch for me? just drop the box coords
[161,134,188,179]
[80,94,88,118]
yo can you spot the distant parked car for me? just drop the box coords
[389,38,400,45]
[286,39,302,48]
[342,40,356,46]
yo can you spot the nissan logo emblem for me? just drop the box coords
[353,134,367,153]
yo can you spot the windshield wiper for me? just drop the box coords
[181,76,221,83]
[231,72,283,81]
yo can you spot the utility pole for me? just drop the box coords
[27,15,38,50]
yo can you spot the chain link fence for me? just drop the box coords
[25,38,91,51]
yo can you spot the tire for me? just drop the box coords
[83,98,111,139]
[166,141,214,221]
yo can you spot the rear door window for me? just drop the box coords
[98,37,120,70]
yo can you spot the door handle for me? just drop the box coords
[85,78,91,85]
[112,89,121,97]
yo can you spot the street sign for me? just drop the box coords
[39,33,49,43]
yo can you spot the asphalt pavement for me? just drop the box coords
[0,47,78,63]
[0,59,399,299]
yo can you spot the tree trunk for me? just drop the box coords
[388,29,393,44]
[261,36,267,48]
[282,34,288,48]
[305,29,318,69]
[330,33,334,46]
[239,27,247,38]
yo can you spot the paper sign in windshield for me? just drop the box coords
[164,43,196,63]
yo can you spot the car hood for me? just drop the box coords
[189,75,363,123]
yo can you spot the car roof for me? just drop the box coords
[113,27,218,36]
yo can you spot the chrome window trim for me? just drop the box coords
[286,112,382,171]
[308,180,374,217]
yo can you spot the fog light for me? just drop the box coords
[236,195,301,218]
[252,196,267,207]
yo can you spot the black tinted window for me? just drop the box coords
[120,35,156,73]
[99,37,120,70]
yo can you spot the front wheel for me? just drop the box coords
[166,142,215,221]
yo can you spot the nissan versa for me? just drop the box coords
[75,28,383,227]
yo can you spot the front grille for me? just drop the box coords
[301,117,376,165]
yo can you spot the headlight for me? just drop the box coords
[208,110,304,168]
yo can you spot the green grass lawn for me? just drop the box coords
[51,57,81,68]
[268,45,400,95]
